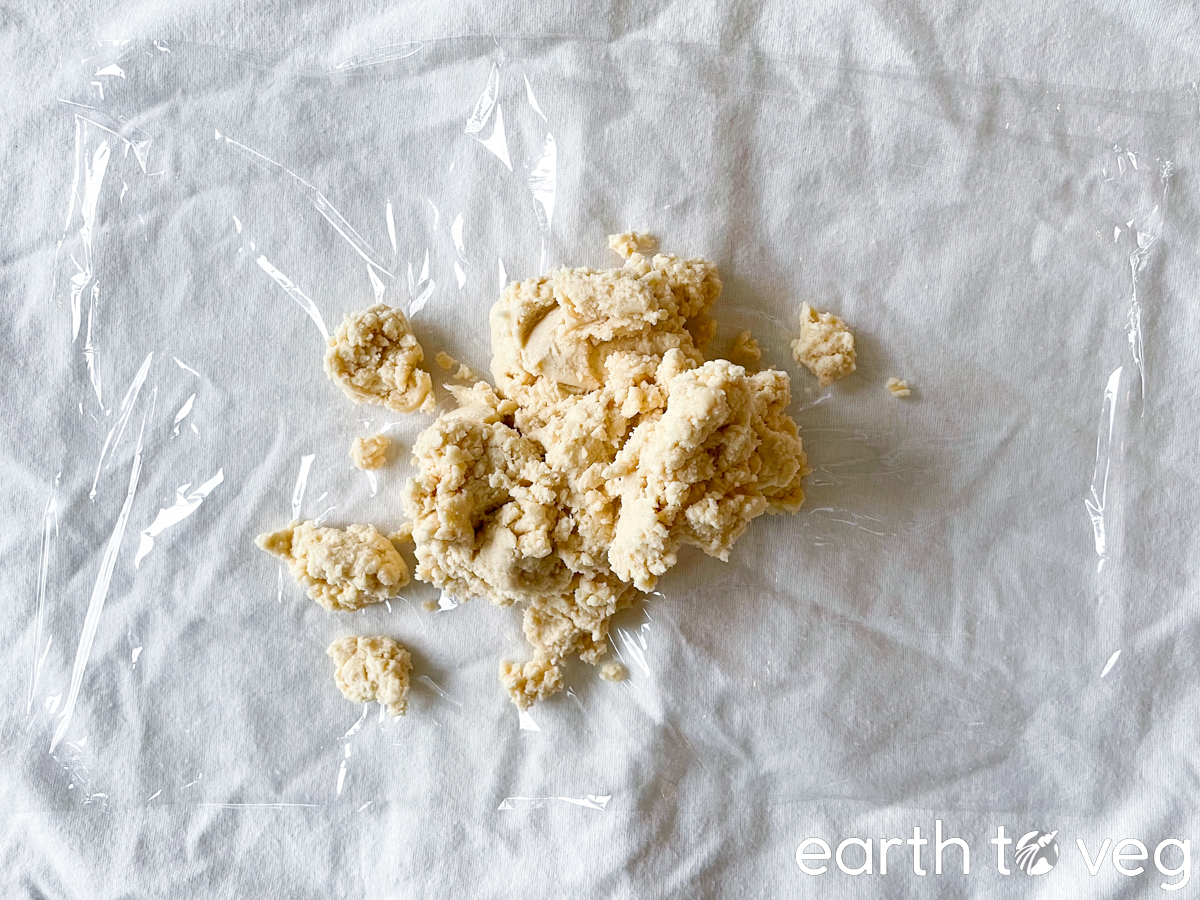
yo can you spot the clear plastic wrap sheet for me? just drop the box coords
[9,36,1200,896]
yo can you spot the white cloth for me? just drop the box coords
[3,4,1199,896]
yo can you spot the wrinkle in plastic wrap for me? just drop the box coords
[10,35,1200,895]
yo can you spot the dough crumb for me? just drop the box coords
[886,377,911,398]
[435,351,456,371]
[453,364,480,382]
[402,235,810,707]
[790,302,856,386]
[257,521,409,611]
[599,661,628,682]
[729,330,762,369]
[324,303,434,413]
[327,635,412,717]
[421,599,439,612]
[388,521,414,545]
[349,434,390,470]
[607,230,658,259]
[499,656,564,708]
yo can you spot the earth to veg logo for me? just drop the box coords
[795,821,1190,890]
[1013,830,1059,875]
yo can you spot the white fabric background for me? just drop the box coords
[3,4,1200,898]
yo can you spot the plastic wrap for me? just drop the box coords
[11,35,1200,895]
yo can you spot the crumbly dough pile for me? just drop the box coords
[886,377,911,398]
[350,434,391,470]
[327,635,412,716]
[257,521,409,611]
[402,235,810,706]
[324,303,435,413]
[791,302,856,386]
[729,330,762,369]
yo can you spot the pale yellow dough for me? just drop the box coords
[256,521,409,611]
[327,635,412,717]
[886,377,911,398]
[729,330,762,369]
[499,657,564,709]
[349,434,390,470]
[324,304,435,413]
[600,661,628,682]
[402,236,810,707]
[608,230,657,259]
[433,351,479,382]
[791,302,856,386]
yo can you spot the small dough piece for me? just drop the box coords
[256,521,409,611]
[599,661,627,682]
[790,302,856,386]
[327,635,412,717]
[324,304,435,413]
[608,231,657,260]
[729,330,762,369]
[499,656,564,708]
[421,599,439,612]
[349,434,390,470]
[886,377,911,398]
[435,352,481,383]
[388,521,414,545]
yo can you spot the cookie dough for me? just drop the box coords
[608,230,657,259]
[729,330,762,369]
[432,351,480,383]
[327,635,412,717]
[402,236,810,706]
[599,661,628,682]
[324,303,435,413]
[257,521,409,611]
[886,377,911,397]
[499,657,564,709]
[791,302,856,386]
[349,434,391,470]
